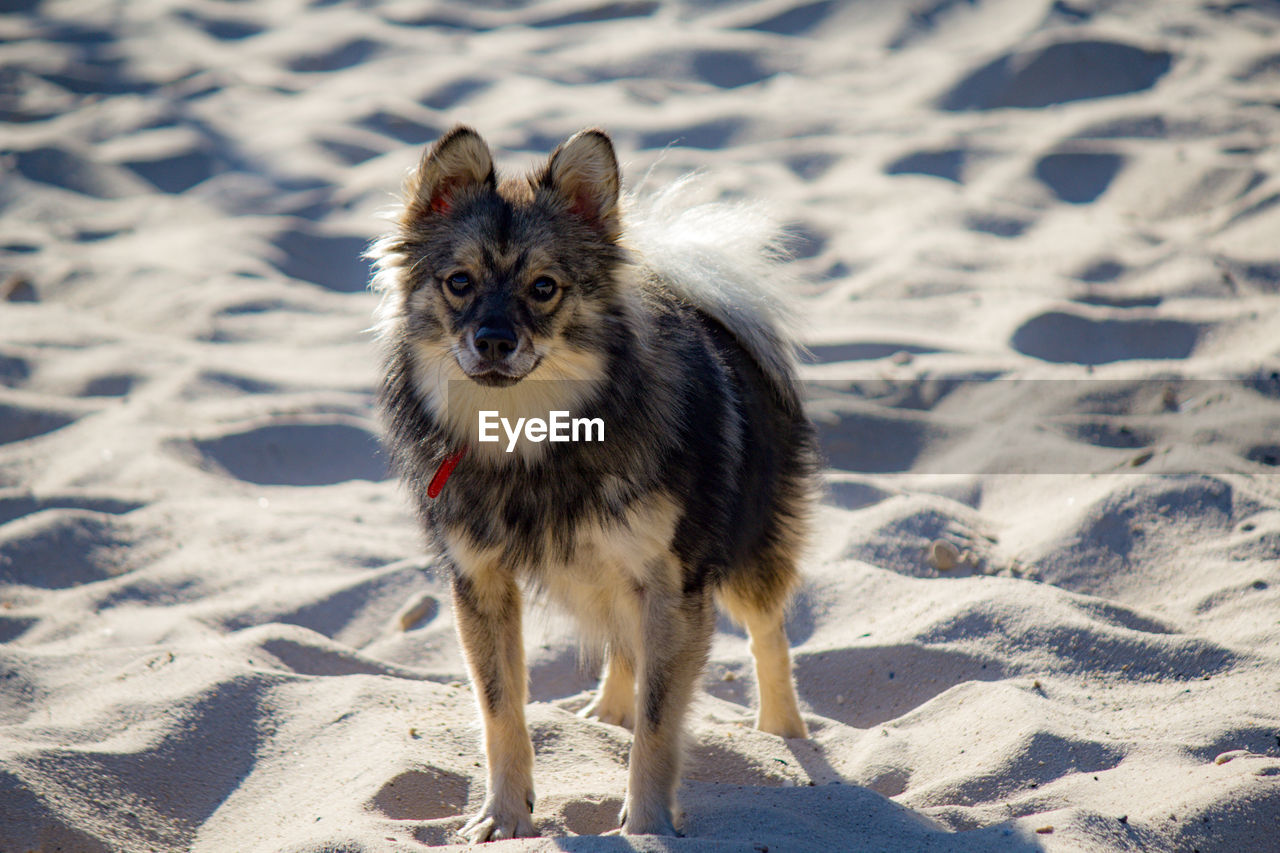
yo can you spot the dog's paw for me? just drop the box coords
[757,710,809,739]
[617,797,679,837]
[580,693,634,729]
[460,794,538,843]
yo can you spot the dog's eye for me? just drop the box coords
[444,272,472,297]
[531,276,557,301]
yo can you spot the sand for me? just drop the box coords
[2,0,1280,850]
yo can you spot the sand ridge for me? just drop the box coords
[2,0,1280,851]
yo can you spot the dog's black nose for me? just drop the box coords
[473,326,517,361]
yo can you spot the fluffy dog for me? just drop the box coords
[371,125,817,841]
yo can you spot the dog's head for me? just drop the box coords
[377,126,628,448]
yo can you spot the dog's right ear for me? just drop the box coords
[403,126,495,221]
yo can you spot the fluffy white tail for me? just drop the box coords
[621,176,803,393]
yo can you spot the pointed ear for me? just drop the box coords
[404,125,495,220]
[543,128,620,237]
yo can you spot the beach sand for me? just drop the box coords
[2,1,1279,850]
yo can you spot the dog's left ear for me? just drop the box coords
[543,129,620,238]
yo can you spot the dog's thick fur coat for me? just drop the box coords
[372,126,818,841]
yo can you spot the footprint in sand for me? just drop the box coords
[689,49,775,89]
[0,509,144,589]
[887,147,997,185]
[13,146,145,199]
[175,10,264,42]
[370,768,470,821]
[1246,444,1280,467]
[559,797,626,836]
[419,76,491,111]
[737,0,834,36]
[0,354,32,388]
[1076,258,1127,283]
[179,370,282,400]
[0,401,79,446]
[74,373,141,398]
[286,38,382,74]
[269,225,374,293]
[793,645,1007,729]
[810,402,953,474]
[1056,419,1155,450]
[124,146,223,194]
[188,419,388,486]
[528,1,658,29]
[958,732,1125,800]
[785,151,839,181]
[806,341,942,363]
[938,38,1174,111]
[316,136,384,167]
[0,493,143,529]
[1034,151,1125,204]
[356,108,442,146]
[1011,310,1200,365]
[964,211,1033,238]
[638,117,746,151]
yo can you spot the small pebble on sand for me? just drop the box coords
[928,540,960,571]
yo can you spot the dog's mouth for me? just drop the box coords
[460,355,542,388]
[469,371,523,388]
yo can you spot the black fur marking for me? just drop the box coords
[638,589,713,733]
[451,571,511,712]
[643,666,668,731]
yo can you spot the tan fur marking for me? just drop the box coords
[577,493,681,590]
[581,649,635,728]
[539,493,683,653]
[718,588,808,739]
[441,528,502,585]
[448,242,560,283]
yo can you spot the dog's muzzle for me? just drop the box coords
[462,323,532,386]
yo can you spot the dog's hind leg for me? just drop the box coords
[719,587,808,739]
[621,574,714,836]
[451,570,539,842]
[581,644,635,729]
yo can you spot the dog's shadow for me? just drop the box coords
[520,703,1046,851]
[540,778,1050,851]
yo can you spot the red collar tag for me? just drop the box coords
[427,446,467,499]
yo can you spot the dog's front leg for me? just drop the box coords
[621,579,714,836]
[452,570,538,842]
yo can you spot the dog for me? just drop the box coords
[371,125,817,841]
